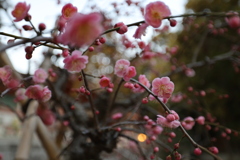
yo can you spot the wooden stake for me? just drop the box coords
[15,100,38,160]
[36,117,61,160]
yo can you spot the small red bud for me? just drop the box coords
[150,155,155,159]
[70,105,75,110]
[88,46,94,52]
[169,132,176,138]
[25,53,32,60]
[115,127,121,132]
[153,147,159,153]
[38,23,46,31]
[24,14,31,21]
[169,19,177,27]
[62,49,69,57]
[142,97,148,104]
[95,110,100,115]
[174,143,179,149]
[225,128,232,134]
[167,137,172,143]
[22,25,32,31]
[99,37,106,44]
[25,46,34,54]
[194,148,202,156]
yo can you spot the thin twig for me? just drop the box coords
[81,70,99,130]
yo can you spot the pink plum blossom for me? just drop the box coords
[114,22,128,34]
[123,66,136,81]
[57,12,103,47]
[25,85,51,102]
[0,65,12,83]
[152,77,174,99]
[111,112,123,120]
[181,116,195,130]
[133,23,149,39]
[3,78,20,89]
[61,3,78,19]
[114,59,136,81]
[114,59,130,77]
[14,88,28,103]
[11,2,30,22]
[41,86,52,102]
[33,68,48,84]
[99,76,111,88]
[133,75,150,93]
[144,1,171,28]
[63,50,88,72]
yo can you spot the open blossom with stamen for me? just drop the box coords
[61,3,77,20]
[144,1,171,28]
[33,68,48,84]
[63,50,88,72]
[57,12,103,47]
[152,77,174,99]
[11,2,30,22]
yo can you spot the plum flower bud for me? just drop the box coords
[194,148,202,156]
[209,146,219,154]
[111,112,123,120]
[196,116,205,125]
[181,116,195,130]
[114,22,128,34]
[38,23,46,31]
[156,114,180,129]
